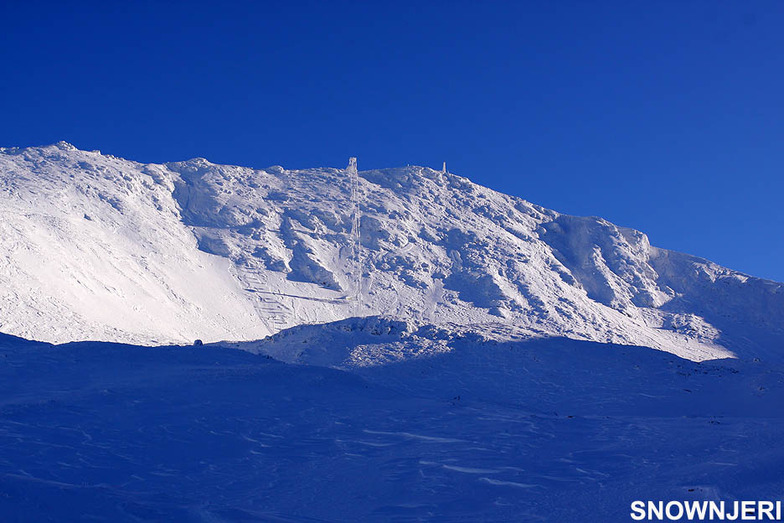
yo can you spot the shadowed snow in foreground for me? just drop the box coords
[1,328,783,521]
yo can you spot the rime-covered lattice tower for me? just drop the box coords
[347,157,362,315]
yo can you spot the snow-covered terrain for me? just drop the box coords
[1,142,782,362]
[2,143,784,521]
[1,331,783,521]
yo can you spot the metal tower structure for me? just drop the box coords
[347,157,362,316]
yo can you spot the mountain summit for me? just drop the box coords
[1,143,782,361]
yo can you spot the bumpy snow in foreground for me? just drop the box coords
[2,142,783,362]
[1,329,783,521]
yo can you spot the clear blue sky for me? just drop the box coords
[2,1,783,281]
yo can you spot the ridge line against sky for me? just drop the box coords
[1,0,782,281]
[9,140,783,288]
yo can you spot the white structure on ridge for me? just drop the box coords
[347,157,362,316]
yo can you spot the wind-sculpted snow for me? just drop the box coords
[1,142,782,361]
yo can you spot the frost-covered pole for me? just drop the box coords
[347,157,362,316]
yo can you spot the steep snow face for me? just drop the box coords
[1,143,782,360]
[0,143,268,345]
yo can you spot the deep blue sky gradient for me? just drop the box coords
[2,1,783,281]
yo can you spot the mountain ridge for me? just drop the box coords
[1,142,782,362]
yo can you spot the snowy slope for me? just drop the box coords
[0,143,268,345]
[1,142,782,361]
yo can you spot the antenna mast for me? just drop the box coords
[347,157,362,316]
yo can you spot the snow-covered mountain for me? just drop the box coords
[1,142,782,361]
